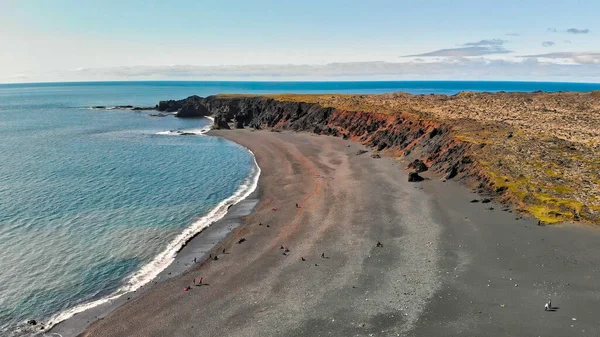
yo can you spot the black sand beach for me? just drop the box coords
[58,130,600,337]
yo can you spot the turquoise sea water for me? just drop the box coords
[0,81,599,336]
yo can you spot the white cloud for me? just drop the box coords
[4,58,600,83]
[521,52,600,64]
[406,39,511,57]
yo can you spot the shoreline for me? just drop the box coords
[48,126,260,337]
[76,129,600,337]
[76,129,444,336]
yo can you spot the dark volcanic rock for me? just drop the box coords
[408,172,424,182]
[213,115,231,130]
[132,106,157,111]
[445,166,458,180]
[157,100,182,112]
[371,153,381,158]
[234,116,245,129]
[27,320,37,325]
[408,159,428,173]
[496,186,508,193]
[356,150,368,156]
[157,95,210,117]
[179,101,210,117]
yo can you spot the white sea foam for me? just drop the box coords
[155,116,214,136]
[43,140,260,332]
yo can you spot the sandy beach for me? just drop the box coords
[74,129,600,337]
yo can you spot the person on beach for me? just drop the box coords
[544,302,549,311]
[376,241,383,247]
[296,203,299,208]
[321,252,325,258]
[193,257,197,263]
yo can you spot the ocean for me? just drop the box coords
[0,80,599,336]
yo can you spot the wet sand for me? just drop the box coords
[75,130,600,337]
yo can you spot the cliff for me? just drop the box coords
[158,92,600,224]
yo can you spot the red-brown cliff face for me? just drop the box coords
[162,93,600,224]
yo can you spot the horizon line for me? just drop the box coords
[3,79,600,86]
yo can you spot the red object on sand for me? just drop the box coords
[272,207,278,211]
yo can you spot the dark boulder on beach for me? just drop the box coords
[408,172,424,182]
[27,319,37,325]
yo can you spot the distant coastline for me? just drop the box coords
[2,80,600,94]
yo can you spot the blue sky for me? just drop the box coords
[1,0,599,82]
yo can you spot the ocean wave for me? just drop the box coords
[40,142,260,334]
[155,117,214,136]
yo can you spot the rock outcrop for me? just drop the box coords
[157,95,210,117]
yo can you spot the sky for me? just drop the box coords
[1,0,600,83]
